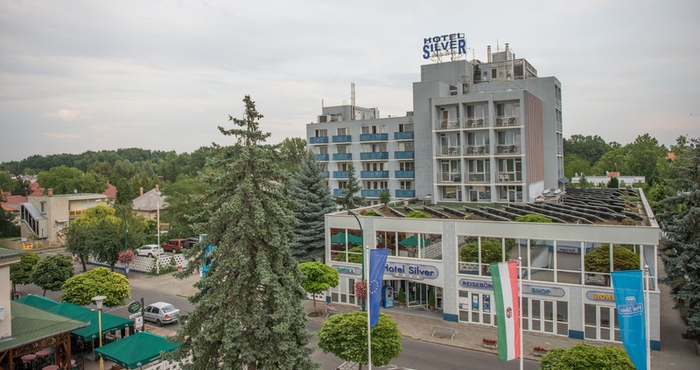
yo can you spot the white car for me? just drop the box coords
[143,302,180,326]
[135,244,164,257]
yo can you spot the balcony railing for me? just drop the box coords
[332,135,352,143]
[437,172,462,183]
[395,170,415,178]
[333,171,348,178]
[495,117,519,127]
[321,171,329,178]
[463,118,487,128]
[395,189,415,198]
[309,136,329,144]
[315,154,329,161]
[466,173,491,183]
[361,189,384,197]
[394,151,414,159]
[496,172,522,182]
[361,171,389,179]
[437,146,462,156]
[436,119,460,130]
[495,145,521,155]
[333,153,352,160]
[360,152,389,160]
[394,131,414,140]
[359,133,388,141]
[333,189,347,197]
[465,145,489,156]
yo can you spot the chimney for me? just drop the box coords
[140,187,144,196]
[505,43,510,60]
[155,184,160,193]
[48,188,53,197]
[487,45,491,63]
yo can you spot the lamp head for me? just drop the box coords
[92,295,107,310]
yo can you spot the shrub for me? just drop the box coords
[405,211,430,218]
[515,214,553,223]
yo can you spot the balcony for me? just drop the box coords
[496,172,522,183]
[361,171,389,179]
[466,173,491,183]
[361,189,384,197]
[309,136,329,144]
[395,170,415,178]
[437,172,462,183]
[463,118,487,128]
[359,133,388,141]
[333,153,352,160]
[395,189,415,198]
[436,119,460,130]
[360,152,389,160]
[394,131,414,140]
[333,171,348,178]
[394,151,414,159]
[465,145,490,156]
[315,154,329,161]
[332,135,352,143]
[333,189,347,197]
[321,171,329,178]
[437,146,462,157]
[495,145,521,155]
[495,117,519,127]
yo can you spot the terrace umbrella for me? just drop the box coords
[399,236,430,248]
[93,331,179,369]
[330,232,363,245]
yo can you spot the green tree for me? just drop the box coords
[540,343,634,370]
[591,147,628,176]
[0,207,20,237]
[336,163,365,210]
[564,135,612,165]
[658,137,700,336]
[624,133,667,185]
[607,176,619,188]
[317,312,402,370]
[12,177,31,196]
[161,175,212,239]
[0,171,13,192]
[288,151,337,262]
[299,261,339,311]
[460,238,508,263]
[563,154,592,180]
[278,137,308,173]
[61,267,131,307]
[167,96,318,369]
[10,252,40,295]
[379,190,391,206]
[36,165,108,194]
[30,254,74,296]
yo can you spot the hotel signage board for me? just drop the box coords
[423,33,467,59]
[333,262,439,281]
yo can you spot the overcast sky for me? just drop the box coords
[1,0,698,162]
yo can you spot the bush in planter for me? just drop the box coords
[428,289,436,309]
[397,288,405,305]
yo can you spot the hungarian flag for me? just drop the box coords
[490,261,521,361]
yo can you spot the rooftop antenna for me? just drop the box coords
[351,82,356,120]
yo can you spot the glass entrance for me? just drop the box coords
[408,281,428,310]
[522,298,569,336]
[584,304,621,342]
[458,290,495,326]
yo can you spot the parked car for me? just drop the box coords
[135,244,164,257]
[143,302,180,326]
[161,238,189,253]
[187,237,200,248]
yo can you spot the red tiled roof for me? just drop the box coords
[1,203,17,212]
[29,182,43,196]
[667,152,676,161]
[4,195,27,205]
[103,182,117,199]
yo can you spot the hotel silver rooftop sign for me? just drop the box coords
[423,33,466,61]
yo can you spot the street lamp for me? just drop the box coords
[92,295,107,370]
[339,206,366,312]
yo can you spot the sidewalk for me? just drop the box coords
[98,266,699,369]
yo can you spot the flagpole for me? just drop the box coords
[645,264,650,370]
[366,245,372,370]
[518,257,523,370]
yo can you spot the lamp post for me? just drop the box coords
[92,295,107,370]
[346,209,366,312]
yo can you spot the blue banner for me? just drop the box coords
[611,270,647,370]
[369,249,390,328]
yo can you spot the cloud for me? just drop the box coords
[43,109,88,121]
[43,133,82,140]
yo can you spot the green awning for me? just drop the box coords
[0,302,87,352]
[93,332,179,369]
[399,236,430,247]
[14,295,59,311]
[331,232,363,245]
[46,302,134,341]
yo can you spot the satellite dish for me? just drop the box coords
[554,189,562,195]
[542,189,551,195]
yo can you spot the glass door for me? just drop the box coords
[408,282,428,310]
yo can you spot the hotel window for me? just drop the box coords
[398,123,414,132]
[363,162,385,171]
[399,162,415,171]
[361,125,387,134]
[337,144,350,154]
[314,129,327,137]
[398,142,414,151]
[338,181,348,189]
[400,181,413,190]
[337,127,349,135]
[491,68,497,79]
[337,162,349,171]
[361,143,387,152]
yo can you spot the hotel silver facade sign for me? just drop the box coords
[423,33,466,59]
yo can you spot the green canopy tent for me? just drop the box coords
[47,302,134,341]
[14,295,59,311]
[399,236,430,247]
[330,232,363,245]
[93,331,179,369]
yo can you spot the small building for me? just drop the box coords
[131,185,167,220]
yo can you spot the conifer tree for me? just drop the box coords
[658,136,700,336]
[168,96,318,369]
[336,162,365,210]
[288,151,336,262]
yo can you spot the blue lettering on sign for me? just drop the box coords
[422,33,467,59]
[386,263,438,280]
[459,279,493,290]
[332,265,361,276]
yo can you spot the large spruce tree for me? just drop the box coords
[288,151,336,262]
[658,136,700,336]
[169,96,318,369]
[336,162,365,210]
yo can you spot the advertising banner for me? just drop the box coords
[611,270,647,370]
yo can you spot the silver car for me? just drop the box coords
[136,244,164,258]
[143,302,180,326]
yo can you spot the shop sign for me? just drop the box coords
[385,262,438,280]
[127,301,141,314]
[523,284,566,298]
[422,33,466,59]
[459,278,493,290]
[586,290,616,302]
[332,265,361,276]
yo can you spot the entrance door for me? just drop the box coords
[584,304,621,342]
[458,290,495,326]
[408,282,428,310]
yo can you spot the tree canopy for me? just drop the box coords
[540,343,634,370]
[167,96,318,369]
[61,267,131,307]
[317,312,402,370]
[10,252,40,293]
[30,254,74,296]
[299,261,339,309]
[459,238,508,264]
[584,244,639,274]
[36,165,108,194]
[336,163,365,210]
